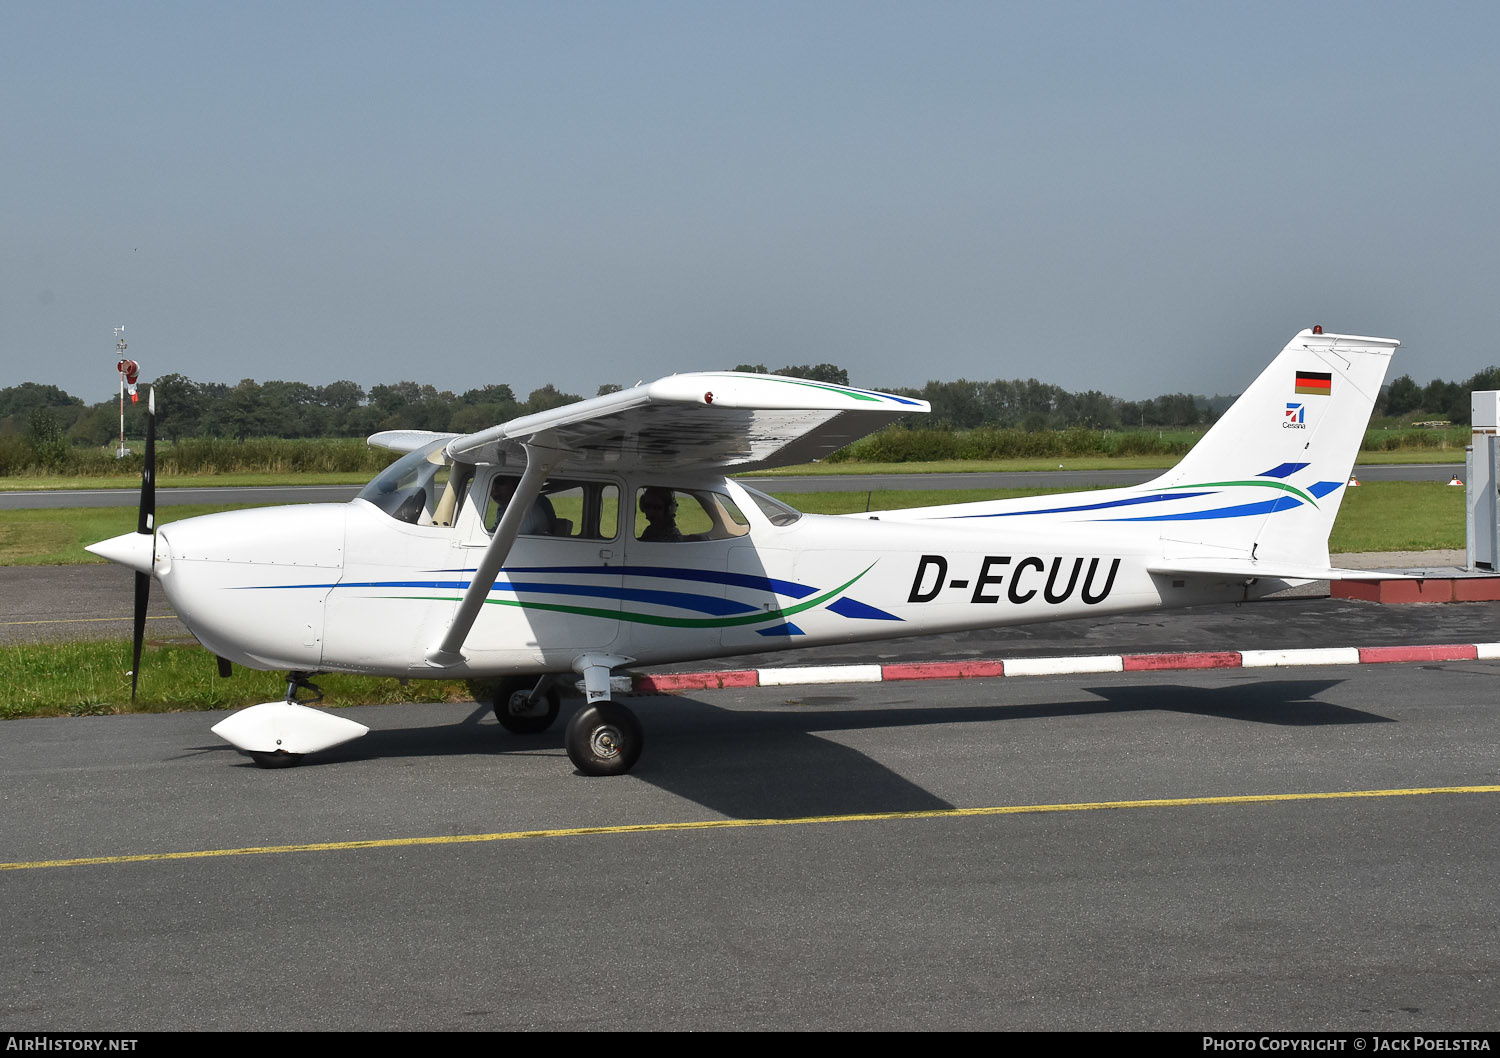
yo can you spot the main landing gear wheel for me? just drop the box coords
[565,701,643,777]
[471,677,561,734]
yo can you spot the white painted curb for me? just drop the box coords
[758,664,885,687]
[1239,648,1361,668]
[1001,655,1125,677]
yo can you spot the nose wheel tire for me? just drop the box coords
[249,750,304,769]
[565,701,643,776]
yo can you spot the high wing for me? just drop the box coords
[390,372,925,668]
[429,372,928,473]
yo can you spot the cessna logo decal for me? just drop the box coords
[908,554,1121,606]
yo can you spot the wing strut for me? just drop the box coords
[426,442,563,667]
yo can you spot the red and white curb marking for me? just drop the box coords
[628,643,1500,694]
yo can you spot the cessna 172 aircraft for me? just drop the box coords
[88,327,1399,776]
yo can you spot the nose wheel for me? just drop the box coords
[565,701,642,776]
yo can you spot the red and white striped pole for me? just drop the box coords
[115,326,139,458]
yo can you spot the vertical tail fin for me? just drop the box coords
[1144,328,1399,568]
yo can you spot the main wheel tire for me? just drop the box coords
[249,750,303,769]
[470,677,561,734]
[564,701,643,776]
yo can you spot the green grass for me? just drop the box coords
[0,504,268,565]
[1325,481,1466,553]
[0,640,476,720]
[1349,449,1467,465]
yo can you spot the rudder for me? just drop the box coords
[1145,328,1399,568]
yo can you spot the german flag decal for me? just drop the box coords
[1295,369,1332,396]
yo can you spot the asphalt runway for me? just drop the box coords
[0,565,184,645]
[0,461,1466,509]
[2,664,1496,1030]
[0,483,363,510]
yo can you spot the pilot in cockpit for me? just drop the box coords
[638,486,682,542]
[486,476,555,536]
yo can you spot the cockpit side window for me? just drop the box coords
[634,487,751,543]
[484,475,620,540]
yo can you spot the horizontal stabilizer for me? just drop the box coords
[1147,559,1417,582]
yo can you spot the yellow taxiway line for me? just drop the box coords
[4,784,1497,872]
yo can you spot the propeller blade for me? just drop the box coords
[131,570,149,702]
[131,388,156,703]
[137,387,156,536]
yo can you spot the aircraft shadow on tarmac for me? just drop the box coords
[1078,679,1391,727]
[198,678,1390,822]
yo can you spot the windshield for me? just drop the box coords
[357,440,466,525]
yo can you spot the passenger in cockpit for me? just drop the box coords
[487,476,556,536]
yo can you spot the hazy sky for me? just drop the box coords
[6,1,1499,404]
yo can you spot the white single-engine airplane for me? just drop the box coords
[89,327,1399,775]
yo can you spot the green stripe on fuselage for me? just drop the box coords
[386,564,877,630]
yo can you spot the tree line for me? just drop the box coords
[3,361,1497,455]
[1382,369,1500,422]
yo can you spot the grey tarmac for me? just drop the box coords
[1,664,1496,1030]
